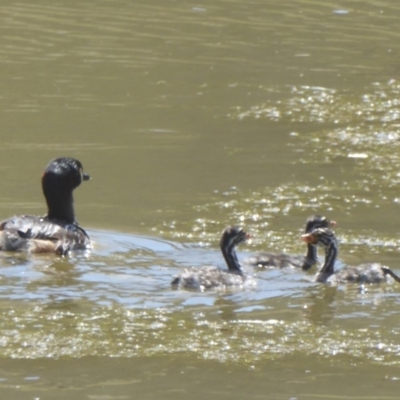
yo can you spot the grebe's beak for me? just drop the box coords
[82,172,91,181]
[329,220,337,227]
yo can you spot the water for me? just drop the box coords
[0,0,400,398]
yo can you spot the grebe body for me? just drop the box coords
[0,157,91,255]
[245,215,336,270]
[172,226,255,291]
[301,228,400,284]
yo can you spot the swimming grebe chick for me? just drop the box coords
[171,226,255,291]
[0,157,91,255]
[301,227,400,284]
[244,215,336,270]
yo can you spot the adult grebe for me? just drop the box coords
[301,227,400,284]
[244,215,336,270]
[171,225,255,291]
[0,157,91,255]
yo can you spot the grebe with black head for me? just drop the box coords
[171,226,255,291]
[301,227,400,284]
[0,157,91,255]
[244,215,336,270]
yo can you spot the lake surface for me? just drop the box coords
[0,0,400,398]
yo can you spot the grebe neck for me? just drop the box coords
[316,236,338,281]
[45,192,76,224]
[221,240,243,275]
[304,243,317,267]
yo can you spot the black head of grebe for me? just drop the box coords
[42,157,90,224]
[302,215,336,270]
[220,225,250,275]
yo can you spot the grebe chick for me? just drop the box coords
[0,157,91,255]
[171,226,255,291]
[244,215,336,270]
[301,227,400,284]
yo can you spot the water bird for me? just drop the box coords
[301,227,400,284]
[244,215,336,270]
[171,225,255,291]
[0,157,91,255]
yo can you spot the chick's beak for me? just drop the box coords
[301,233,317,244]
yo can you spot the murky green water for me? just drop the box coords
[0,0,400,398]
